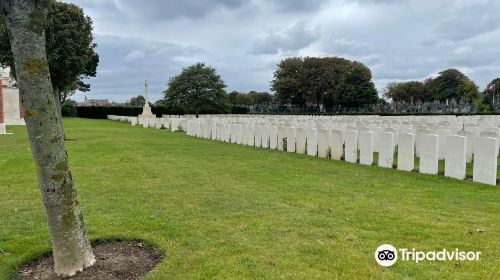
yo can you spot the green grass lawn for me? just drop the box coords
[0,118,499,279]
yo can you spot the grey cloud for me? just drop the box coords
[83,35,206,102]
[66,0,500,100]
[252,21,320,54]
[434,1,500,41]
[267,0,327,12]
[74,0,246,21]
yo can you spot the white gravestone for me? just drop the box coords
[473,137,498,185]
[269,126,278,149]
[130,118,138,126]
[216,124,223,141]
[306,128,318,156]
[231,124,238,144]
[296,127,306,154]
[237,124,244,145]
[397,133,415,172]
[211,123,218,141]
[277,126,287,151]
[479,131,499,156]
[416,128,431,157]
[261,126,270,148]
[457,130,474,163]
[330,130,343,160]
[344,130,358,163]
[225,124,231,142]
[378,132,395,168]
[419,134,439,175]
[247,125,255,146]
[287,127,297,153]
[254,125,262,147]
[359,131,374,165]
[436,128,450,160]
[317,129,330,158]
[444,135,467,180]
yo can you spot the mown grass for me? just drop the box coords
[0,118,499,279]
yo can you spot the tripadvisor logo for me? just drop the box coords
[375,244,398,267]
[375,244,481,267]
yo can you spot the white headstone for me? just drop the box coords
[378,132,395,168]
[287,127,297,153]
[277,126,287,151]
[306,128,318,156]
[296,127,306,154]
[317,129,330,158]
[436,128,450,160]
[344,130,358,163]
[397,133,415,172]
[473,137,498,185]
[130,118,137,126]
[419,134,439,175]
[330,130,343,160]
[444,135,467,180]
[269,126,278,149]
[211,122,218,140]
[237,124,244,144]
[247,125,255,146]
[231,124,238,144]
[457,130,474,163]
[254,125,262,147]
[359,131,374,165]
[261,126,270,148]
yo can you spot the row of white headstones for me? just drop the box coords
[108,114,500,186]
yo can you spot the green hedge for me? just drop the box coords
[71,106,500,118]
[75,106,171,119]
[230,106,249,114]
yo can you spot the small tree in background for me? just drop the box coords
[163,63,229,114]
[129,95,145,107]
[228,91,252,106]
[425,69,479,102]
[383,81,428,103]
[271,57,377,108]
[333,62,378,107]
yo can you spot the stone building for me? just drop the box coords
[0,67,25,126]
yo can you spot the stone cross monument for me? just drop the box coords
[139,80,154,117]
[144,80,150,107]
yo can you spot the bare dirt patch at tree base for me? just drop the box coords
[13,242,162,280]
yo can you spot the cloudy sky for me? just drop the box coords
[65,0,500,103]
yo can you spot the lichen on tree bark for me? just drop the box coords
[0,0,95,276]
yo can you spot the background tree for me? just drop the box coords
[271,57,305,106]
[383,81,428,103]
[334,62,378,107]
[0,1,99,105]
[1,0,95,276]
[425,69,470,101]
[129,95,145,107]
[248,91,273,106]
[457,77,479,101]
[271,57,376,108]
[163,63,229,114]
[228,91,252,106]
[302,56,350,107]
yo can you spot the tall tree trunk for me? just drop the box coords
[1,0,95,276]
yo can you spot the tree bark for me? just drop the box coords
[1,0,94,276]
